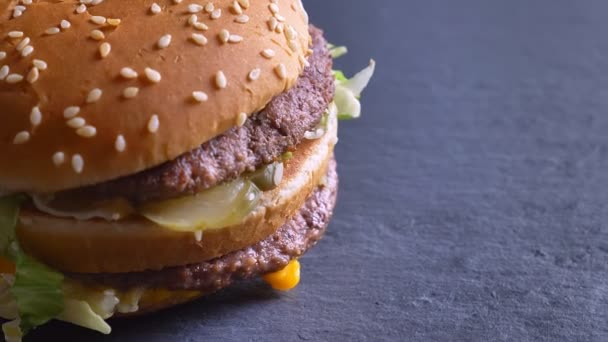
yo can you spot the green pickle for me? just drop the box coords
[140,179,261,232]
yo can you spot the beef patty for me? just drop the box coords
[71,159,338,291]
[60,26,334,204]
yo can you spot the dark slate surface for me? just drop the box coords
[24,1,608,341]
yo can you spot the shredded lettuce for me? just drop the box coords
[0,196,65,339]
[10,253,64,333]
[334,60,375,120]
[328,44,348,59]
[329,43,376,120]
[58,300,111,335]
[0,196,21,256]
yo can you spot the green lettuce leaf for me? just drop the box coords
[334,60,376,120]
[11,253,64,333]
[328,44,348,59]
[0,196,65,336]
[328,41,375,120]
[0,196,22,257]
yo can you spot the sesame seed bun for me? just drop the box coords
[16,110,337,273]
[0,0,310,193]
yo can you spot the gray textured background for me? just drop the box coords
[26,1,608,341]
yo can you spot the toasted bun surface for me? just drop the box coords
[17,111,337,273]
[0,0,310,193]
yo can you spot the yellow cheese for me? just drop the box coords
[262,259,301,291]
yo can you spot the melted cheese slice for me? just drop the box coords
[262,259,301,291]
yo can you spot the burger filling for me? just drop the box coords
[0,28,374,342]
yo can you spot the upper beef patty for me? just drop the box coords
[59,26,334,204]
[71,159,338,291]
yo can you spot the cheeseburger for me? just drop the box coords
[0,0,374,339]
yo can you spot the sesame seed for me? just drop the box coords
[236,112,247,126]
[63,106,81,119]
[204,3,214,13]
[261,49,276,59]
[21,45,34,57]
[287,39,298,52]
[231,1,243,14]
[215,71,227,89]
[87,88,103,103]
[275,63,287,79]
[13,131,30,145]
[210,8,221,19]
[151,2,161,14]
[274,13,286,22]
[123,87,139,98]
[90,15,106,25]
[61,19,71,29]
[188,4,203,13]
[285,26,298,40]
[16,37,30,51]
[8,31,24,38]
[22,0,33,5]
[191,33,208,46]
[72,154,84,173]
[91,0,104,5]
[45,27,60,35]
[76,125,97,138]
[235,15,249,23]
[67,117,86,128]
[0,52,5,60]
[30,106,42,126]
[33,59,48,70]
[99,42,111,58]
[275,22,284,33]
[192,91,208,102]
[52,152,65,166]
[237,0,249,8]
[26,67,39,83]
[76,4,87,14]
[269,3,279,14]
[0,66,9,80]
[158,34,172,48]
[194,230,203,242]
[120,67,138,79]
[188,14,198,25]
[193,22,208,31]
[173,0,183,3]
[148,114,159,133]
[299,54,310,67]
[218,29,229,43]
[248,68,261,81]
[144,68,162,83]
[90,29,105,40]
[6,74,23,84]
[115,135,126,152]
[229,34,243,43]
[107,18,121,26]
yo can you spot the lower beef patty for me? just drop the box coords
[60,26,334,204]
[72,159,338,291]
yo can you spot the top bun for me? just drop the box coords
[0,0,311,193]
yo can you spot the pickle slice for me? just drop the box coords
[139,179,261,232]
